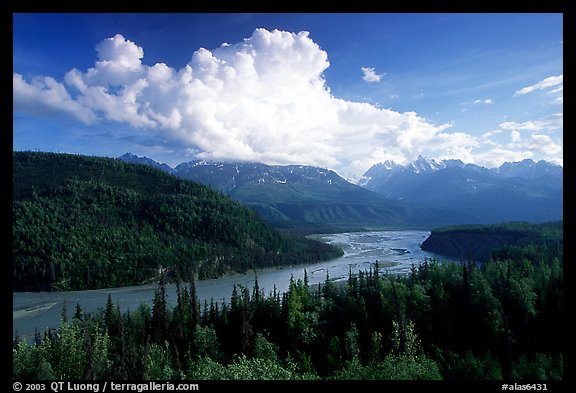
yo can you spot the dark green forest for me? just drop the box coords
[13,151,342,291]
[13,222,563,380]
[421,220,563,262]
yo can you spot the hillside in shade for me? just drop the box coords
[420,220,563,262]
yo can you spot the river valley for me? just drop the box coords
[13,230,458,341]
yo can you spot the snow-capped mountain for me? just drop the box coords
[117,154,348,192]
[173,160,348,194]
[408,155,447,173]
[117,153,562,225]
[117,153,479,227]
[494,158,563,179]
[360,156,563,223]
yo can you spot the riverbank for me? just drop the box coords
[14,229,456,341]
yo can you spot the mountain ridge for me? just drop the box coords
[118,153,485,228]
[118,152,562,187]
[117,153,562,227]
[361,155,562,183]
[360,155,562,224]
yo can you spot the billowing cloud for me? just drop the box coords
[471,116,563,168]
[14,29,465,178]
[521,134,562,155]
[491,114,563,165]
[361,67,384,83]
[13,73,96,124]
[462,120,562,168]
[503,132,562,156]
[514,75,563,96]
[14,29,557,178]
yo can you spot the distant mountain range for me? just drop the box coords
[118,154,478,229]
[360,156,563,223]
[118,153,563,228]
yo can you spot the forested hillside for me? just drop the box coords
[13,222,563,380]
[421,221,563,262]
[12,151,342,291]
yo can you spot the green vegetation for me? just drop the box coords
[14,222,562,380]
[13,151,342,291]
[421,221,562,262]
[429,221,563,238]
[12,153,563,380]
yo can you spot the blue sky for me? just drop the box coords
[13,13,563,180]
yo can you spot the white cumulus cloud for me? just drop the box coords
[13,73,96,124]
[477,115,564,167]
[13,29,484,178]
[521,134,562,155]
[361,67,384,83]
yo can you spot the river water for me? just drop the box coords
[13,230,456,341]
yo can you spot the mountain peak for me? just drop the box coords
[443,159,465,168]
[363,160,400,175]
[358,155,562,223]
[496,158,562,179]
[117,153,175,173]
[118,152,138,160]
[409,155,446,173]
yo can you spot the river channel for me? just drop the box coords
[13,230,457,341]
